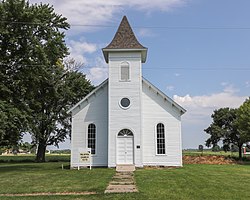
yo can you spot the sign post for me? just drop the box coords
[78,148,92,170]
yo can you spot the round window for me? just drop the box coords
[120,98,130,108]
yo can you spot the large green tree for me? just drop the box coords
[204,108,243,158]
[29,63,93,162]
[236,98,250,146]
[205,102,250,159]
[0,0,94,161]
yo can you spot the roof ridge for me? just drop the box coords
[104,16,146,49]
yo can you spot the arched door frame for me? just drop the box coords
[116,129,134,165]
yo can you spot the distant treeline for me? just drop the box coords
[50,149,71,154]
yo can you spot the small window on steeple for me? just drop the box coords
[120,62,130,81]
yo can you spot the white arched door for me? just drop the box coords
[117,129,134,165]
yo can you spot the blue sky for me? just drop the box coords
[29,0,249,149]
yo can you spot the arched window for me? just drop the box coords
[118,129,133,137]
[121,62,129,81]
[88,123,96,154]
[156,123,165,154]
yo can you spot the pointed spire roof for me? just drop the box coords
[102,16,148,63]
[104,16,146,49]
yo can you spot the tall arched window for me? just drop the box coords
[156,123,165,154]
[121,62,129,81]
[88,123,96,154]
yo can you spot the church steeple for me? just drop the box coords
[102,16,147,63]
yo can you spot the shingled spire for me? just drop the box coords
[102,16,148,63]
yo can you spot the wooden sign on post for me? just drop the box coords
[80,152,90,162]
[78,148,92,170]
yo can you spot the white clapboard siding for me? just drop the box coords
[142,81,183,166]
[70,82,108,168]
[108,52,143,167]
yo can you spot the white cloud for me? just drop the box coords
[67,39,97,64]
[174,86,247,125]
[175,73,180,77]
[65,39,108,85]
[83,56,108,85]
[175,85,248,148]
[30,0,187,33]
[128,0,187,11]
[223,84,239,94]
[86,66,108,85]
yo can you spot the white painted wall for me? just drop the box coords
[142,81,183,166]
[70,83,108,168]
[108,51,143,167]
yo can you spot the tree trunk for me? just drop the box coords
[238,144,243,160]
[35,142,47,162]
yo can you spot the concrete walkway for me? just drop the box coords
[104,165,138,193]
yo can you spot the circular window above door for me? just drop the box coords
[120,97,130,109]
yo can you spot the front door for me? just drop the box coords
[117,129,134,164]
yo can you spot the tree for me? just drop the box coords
[29,64,93,162]
[211,144,221,152]
[0,0,31,146]
[0,0,94,161]
[0,101,27,146]
[204,108,245,159]
[235,97,250,147]
[1,0,69,146]
[205,102,250,159]
[198,144,203,155]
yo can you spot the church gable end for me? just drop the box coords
[69,16,185,169]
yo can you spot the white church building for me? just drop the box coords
[68,16,186,168]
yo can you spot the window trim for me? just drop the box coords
[86,123,96,155]
[119,97,131,110]
[155,122,167,155]
[118,129,134,137]
[119,61,131,82]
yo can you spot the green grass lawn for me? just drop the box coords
[0,154,70,163]
[0,155,250,200]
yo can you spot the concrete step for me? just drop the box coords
[116,165,135,172]
[104,169,138,194]
[113,175,133,179]
[105,184,138,193]
[105,188,138,193]
[110,181,134,185]
[107,185,136,189]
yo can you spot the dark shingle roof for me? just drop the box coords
[104,16,146,49]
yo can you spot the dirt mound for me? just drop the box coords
[183,155,237,165]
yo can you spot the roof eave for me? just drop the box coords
[142,77,187,115]
[67,79,108,114]
[102,48,148,63]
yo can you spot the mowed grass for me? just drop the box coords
[0,155,250,200]
[135,164,250,200]
[0,162,114,194]
[0,154,70,163]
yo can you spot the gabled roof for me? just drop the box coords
[67,79,108,114]
[68,78,186,115]
[102,16,148,63]
[142,77,186,115]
